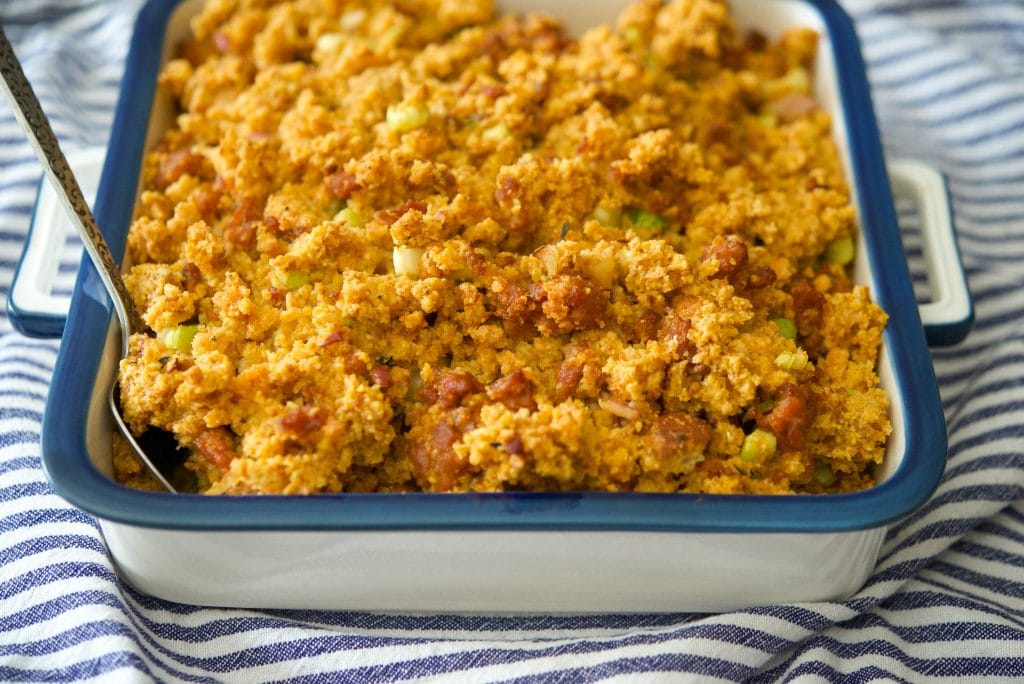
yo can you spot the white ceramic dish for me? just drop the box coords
[19,0,972,612]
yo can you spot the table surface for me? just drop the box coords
[2,0,1023,681]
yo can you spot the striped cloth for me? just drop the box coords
[2,0,1022,680]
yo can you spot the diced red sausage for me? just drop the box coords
[325,171,359,200]
[702,235,748,282]
[553,360,583,402]
[759,383,810,450]
[280,405,324,435]
[192,427,237,472]
[408,419,469,491]
[488,369,537,412]
[648,413,711,460]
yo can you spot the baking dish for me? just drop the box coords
[14,0,973,611]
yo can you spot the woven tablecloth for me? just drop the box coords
[2,1,1023,680]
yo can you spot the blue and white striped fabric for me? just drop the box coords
[2,0,1023,680]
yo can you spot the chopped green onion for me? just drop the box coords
[158,324,199,352]
[774,350,808,371]
[386,102,430,132]
[284,271,309,289]
[813,460,837,486]
[336,206,366,228]
[772,317,797,340]
[740,429,777,462]
[629,208,667,230]
[757,113,778,128]
[824,236,855,265]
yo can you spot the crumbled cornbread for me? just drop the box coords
[115,0,891,495]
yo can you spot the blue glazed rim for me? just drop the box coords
[40,0,946,533]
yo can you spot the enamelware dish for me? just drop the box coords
[13,0,972,611]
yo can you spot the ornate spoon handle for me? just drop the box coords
[0,26,143,344]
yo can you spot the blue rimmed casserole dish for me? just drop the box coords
[30,0,962,611]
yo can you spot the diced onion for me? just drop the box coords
[481,122,510,143]
[532,244,558,276]
[599,397,640,421]
[386,103,430,132]
[315,32,344,54]
[393,245,424,277]
[774,350,808,371]
[592,205,622,228]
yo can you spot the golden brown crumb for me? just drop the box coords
[118,0,890,495]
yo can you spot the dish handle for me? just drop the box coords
[887,159,973,346]
[7,147,105,338]
[6,151,972,346]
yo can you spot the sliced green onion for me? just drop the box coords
[629,208,667,230]
[158,324,199,352]
[386,102,430,132]
[772,317,797,340]
[813,459,837,486]
[284,271,309,289]
[775,350,808,371]
[336,206,366,228]
[824,236,855,265]
[740,429,777,462]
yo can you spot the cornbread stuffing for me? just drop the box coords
[116,0,892,495]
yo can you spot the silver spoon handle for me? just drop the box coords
[0,26,143,341]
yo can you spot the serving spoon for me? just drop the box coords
[1,27,182,492]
